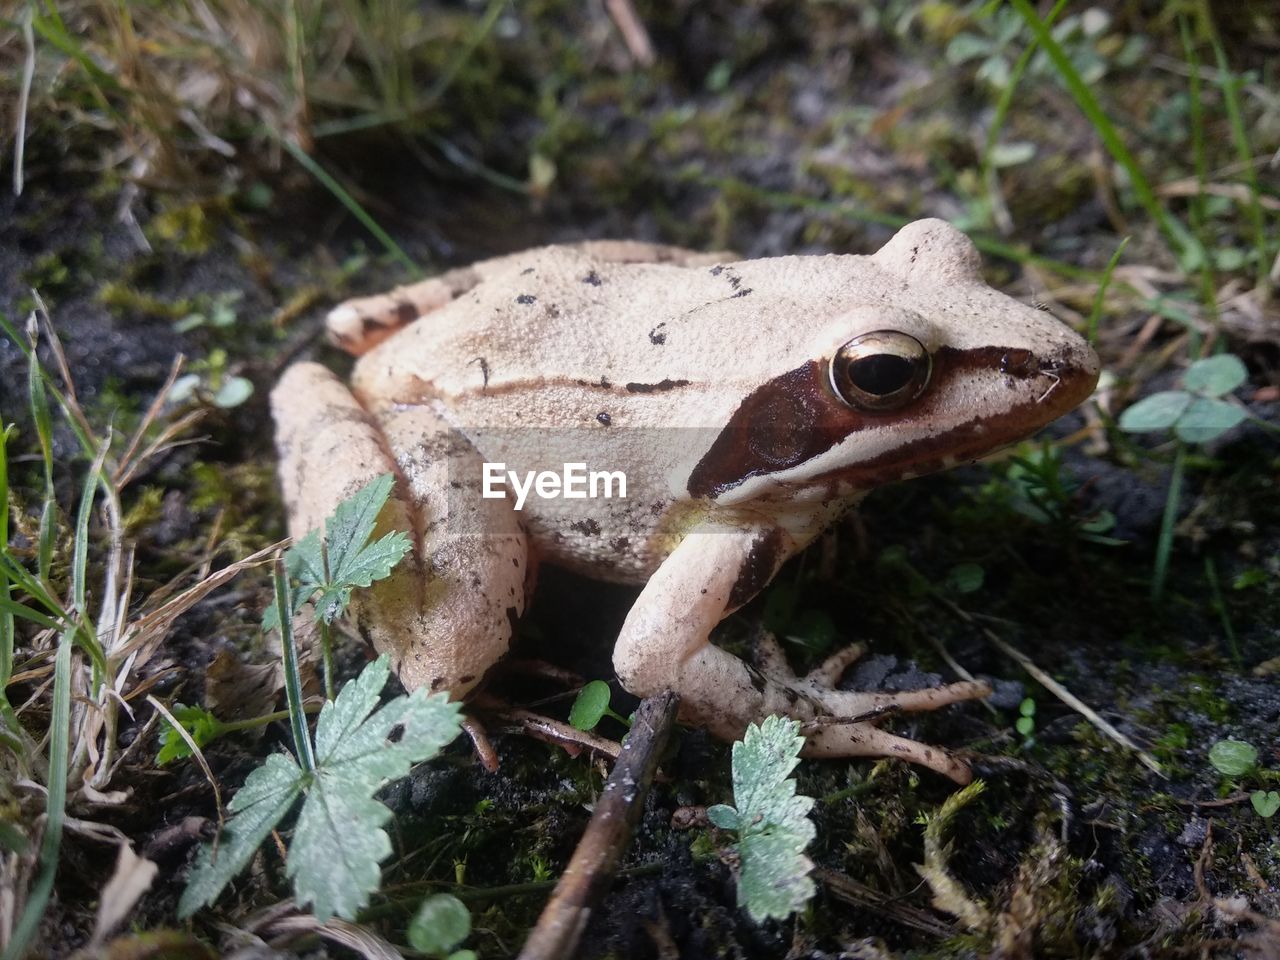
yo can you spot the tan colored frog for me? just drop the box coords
[272,220,1099,782]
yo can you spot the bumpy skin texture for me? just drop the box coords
[271,224,1100,782]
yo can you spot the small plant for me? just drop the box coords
[1118,354,1265,600]
[706,716,816,923]
[263,473,411,698]
[568,679,630,732]
[1118,354,1251,444]
[179,654,463,919]
[1206,739,1279,819]
[169,348,254,410]
[408,893,475,960]
[1015,697,1036,739]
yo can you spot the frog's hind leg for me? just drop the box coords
[612,521,988,783]
[272,362,526,698]
[326,263,486,356]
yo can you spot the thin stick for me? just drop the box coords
[516,691,679,960]
[939,598,1163,777]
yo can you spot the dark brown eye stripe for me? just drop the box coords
[687,345,1044,499]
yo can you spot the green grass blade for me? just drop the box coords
[981,0,1068,188]
[1007,0,1201,267]
[273,556,315,773]
[26,323,56,583]
[2,627,73,960]
[1210,32,1270,296]
[1151,443,1187,603]
[1,425,14,725]
[1087,236,1129,346]
[72,439,110,618]
[280,138,418,276]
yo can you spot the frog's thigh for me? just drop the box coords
[272,363,525,698]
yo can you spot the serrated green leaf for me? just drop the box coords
[1208,739,1257,777]
[289,656,461,920]
[739,823,816,924]
[569,680,612,731]
[289,771,394,920]
[1174,397,1247,444]
[178,752,305,918]
[727,716,816,923]
[1184,354,1247,397]
[325,474,400,588]
[180,657,462,921]
[1117,391,1191,433]
[408,893,472,954]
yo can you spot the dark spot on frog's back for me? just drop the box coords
[648,323,667,345]
[516,294,536,305]
[728,527,785,610]
[625,378,691,394]
[572,519,601,536]
[582,270,602,286]
[596,412,612,426]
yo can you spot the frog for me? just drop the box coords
[271,219,1099,783]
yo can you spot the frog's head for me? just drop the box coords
[689,219,1100,503]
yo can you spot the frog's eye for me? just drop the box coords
[829,330,931,411]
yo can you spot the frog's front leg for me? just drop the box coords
[272,363,526,697]
[612,522,989,783]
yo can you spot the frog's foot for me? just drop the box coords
[614,520,990,784]
[749,633,990,782]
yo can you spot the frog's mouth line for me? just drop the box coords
[687,344,1099,499]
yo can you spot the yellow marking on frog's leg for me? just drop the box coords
[271,362,525,699]
[612,520,987,782]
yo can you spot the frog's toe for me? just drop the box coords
[802,722,976,784]
[803,642,868,687]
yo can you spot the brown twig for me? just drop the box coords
[516,691,679,960]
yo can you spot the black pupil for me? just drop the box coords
[847,354,915,396]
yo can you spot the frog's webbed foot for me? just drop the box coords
[613,521,989,783]
[748,633,990,782]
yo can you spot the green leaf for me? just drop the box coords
[1173,397,1247,444]
[1251,790,1279,818]
[1207,739,1258,777]
[706,804,739,831]
[408,893,472,955]
[728,716,816,923]
[289,656,462,920]
[945,563,985,595]
[1117,391,1191,433]
[178,752,306,918]
[180,656,463,922]
[1015,716,1035,736]
[213,375,254,409]
[157,705,228,765]
[569,680,612,731]
[270,475,412,627]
